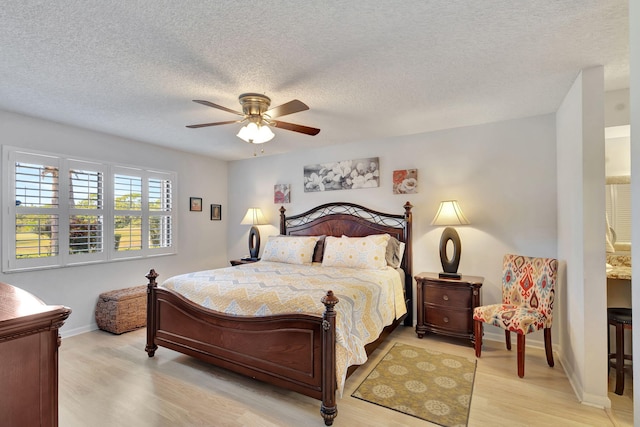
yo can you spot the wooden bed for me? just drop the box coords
[145,202,413,425]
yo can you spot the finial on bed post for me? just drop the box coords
[320,290,339,425]
[145,269,159,357]
[146,269,159,287]
[280,206,287,234]
[403,201,413,217]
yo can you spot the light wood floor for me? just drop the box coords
[59,327,632,426]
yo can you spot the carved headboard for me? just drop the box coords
[280,202,413,326]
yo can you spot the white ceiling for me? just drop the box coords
[0,1,629,161]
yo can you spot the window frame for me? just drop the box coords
[2,146,177,272]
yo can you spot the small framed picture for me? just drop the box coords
[190,197,202,212]
[274,184,290,203]
[210,204,222,220]
[392,169,418,194]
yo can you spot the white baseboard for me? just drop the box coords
[60,323,99,338]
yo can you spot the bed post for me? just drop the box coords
[145,269,159,357]
[320,290,339,426]
[403,201,413,327]
[279,205,287,234]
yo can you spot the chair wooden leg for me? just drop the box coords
[517,333,525,377]
[607,321,611,373]
[505,330,511,350]
[615,322,625,395]
[474,320,482,357]
[544,328,554,367]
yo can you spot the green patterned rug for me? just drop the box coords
[352,342,476,427]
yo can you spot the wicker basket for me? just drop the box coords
[95,285,147,334]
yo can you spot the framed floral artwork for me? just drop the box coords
[393,169,418,194]
[303,157,379,192]
[274,184,290,203]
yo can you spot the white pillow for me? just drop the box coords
[261,235,319,265]
[321,234,390,269]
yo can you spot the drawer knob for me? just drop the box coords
[443,316,449,323]
[442,295,449,301]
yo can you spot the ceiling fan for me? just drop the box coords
[186,93,320,144]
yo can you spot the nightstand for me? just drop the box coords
[415,272,483,345]
[230,258,260,266]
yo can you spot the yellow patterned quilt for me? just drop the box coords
[161,260,407,394]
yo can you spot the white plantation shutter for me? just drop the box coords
[11,153,61,269]
[3,147,176,272]
[149,176,173,249]
[68,161,105,260]
[606,182,631,245]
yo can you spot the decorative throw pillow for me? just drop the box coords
[321,234,390,269]
[261,235,319,265]
[385,236,406,268]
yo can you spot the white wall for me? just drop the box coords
[605,89,630,128]
[228,114,558,347]
[0,110,229,335]
[606,135,631,176]
[605,89,631,177]
[629,0,639,418]
[556,67,608,407]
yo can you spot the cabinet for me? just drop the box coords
[0,282,71,427]
[415,272,483,345]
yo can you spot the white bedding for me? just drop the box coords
[161,260,407,393]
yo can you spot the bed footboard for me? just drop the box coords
[145,269,339,426]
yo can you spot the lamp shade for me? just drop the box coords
[241,208,268,225]
[431,200,470,226]
[237,122,275,144]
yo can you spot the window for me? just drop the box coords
[114,172,143,253]
[148,176,173,249]
[69,164,104,256]
[3,147,176,272]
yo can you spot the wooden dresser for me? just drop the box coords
[0,282,71,427]
[415,272,483,345]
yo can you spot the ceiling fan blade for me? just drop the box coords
[267,99,309,118]
[193,100,243,116]
[272,120,320,136]
[186,120,240,129]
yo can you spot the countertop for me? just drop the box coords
[607,254,631,281]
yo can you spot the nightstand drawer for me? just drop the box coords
[424,285,471,308]
[424,307,471,331]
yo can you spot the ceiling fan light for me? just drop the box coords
[237,122,274,144]
[236,123,255,142]
[257,124,275,143]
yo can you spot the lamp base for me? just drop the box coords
[439,272,462,280]
[439,227,462,280]
[248,225,261,259]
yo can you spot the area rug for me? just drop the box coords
[352,342,476,427]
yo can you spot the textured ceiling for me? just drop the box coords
[0,1,629,160]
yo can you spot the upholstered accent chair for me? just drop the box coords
[473,254,558,377]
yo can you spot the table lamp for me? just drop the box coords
[431,200,470,279]
[241,207,267,260]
